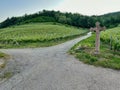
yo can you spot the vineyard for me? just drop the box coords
[70,26,120,69]
[101,26,120,51]
[0,23,87,48]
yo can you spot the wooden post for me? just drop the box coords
[90,22,106,54]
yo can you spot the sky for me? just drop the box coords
[0,0,120,22]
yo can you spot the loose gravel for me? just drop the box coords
[0,33,120,90]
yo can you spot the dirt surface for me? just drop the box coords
[0,33,120,90]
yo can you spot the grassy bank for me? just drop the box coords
[69,34,120,70]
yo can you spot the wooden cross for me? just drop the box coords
[90,22,106,54]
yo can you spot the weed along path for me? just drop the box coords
[0,32,120,90]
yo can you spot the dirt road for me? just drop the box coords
[0,33,120,90]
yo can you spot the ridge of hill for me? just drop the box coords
[0,23,88,48]
[0,10,120,29]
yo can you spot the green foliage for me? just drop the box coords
[95,58,120,70]
[70,30,120,70]
[101,27,120,51]
[20,16,55,24]
[0,10,119,29]
[0,23,87,48]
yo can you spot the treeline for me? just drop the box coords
[0,10,120,29]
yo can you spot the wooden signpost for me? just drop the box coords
[90,22,106,54]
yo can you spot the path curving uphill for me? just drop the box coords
[0,33,120,90]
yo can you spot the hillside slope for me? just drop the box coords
[0,23,87,48]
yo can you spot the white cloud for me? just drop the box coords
[0,0,119,22]
[54,0,120,15]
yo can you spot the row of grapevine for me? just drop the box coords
[101,27,120,51]
[0,23,87,47]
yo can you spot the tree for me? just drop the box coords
[58,15,67,24]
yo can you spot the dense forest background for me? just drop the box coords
[0,10,120,29]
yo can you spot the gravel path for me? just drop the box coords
[0,33,120,90]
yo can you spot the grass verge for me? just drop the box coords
[69,34,120,70]
[0,52,12,81]
[0,52,10,68]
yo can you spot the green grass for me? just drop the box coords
[0,72,13,80]
[69,31,120,70]
[0,52,10,69]
[0,52,11,80]
[0,23,88,48]
[0,52,8,58]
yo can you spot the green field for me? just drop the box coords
[70,26,120,70]
[0,23,87,48]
